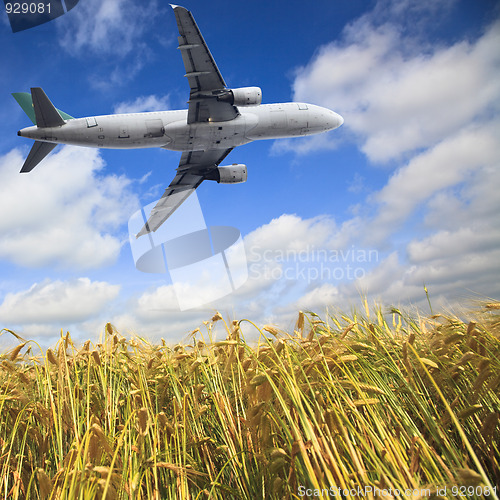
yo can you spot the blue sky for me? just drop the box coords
[0,0,499,348]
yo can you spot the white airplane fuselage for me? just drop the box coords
[18,102,343,151]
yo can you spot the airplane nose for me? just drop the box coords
[315,107,344,131]
[335,112,344,128]
[328,110,343,129]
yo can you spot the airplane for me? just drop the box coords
[14,4,343,238]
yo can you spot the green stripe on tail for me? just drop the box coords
[12,92,74,125]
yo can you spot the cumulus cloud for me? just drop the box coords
[268,0,500,318]
[58,0,160,57]
[56,0,163,87]
[8,201,494,346]
[244,214,336,253]
[270,132,341,157]
[106,216,331,341]
[0,146,139,269]
[108,180,499,341]
[344,148,500,308]
[114,94,171,114]
[292,15,500,163]
[0,278,120,324]
[283,283,340,313]
[367,120,500,240]
[109,285,212,342]
[105,214,380,341]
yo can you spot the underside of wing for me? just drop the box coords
[171,5,239,123]
[135,171,203,238]
[136,148,233,238]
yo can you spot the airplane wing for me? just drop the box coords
[136,148,233,238]
[171,4,239,123]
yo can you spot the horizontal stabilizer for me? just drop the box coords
[20,141,57,173]
[31,87,65,128]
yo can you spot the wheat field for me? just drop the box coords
[1,300,499,499]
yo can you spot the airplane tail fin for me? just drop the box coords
[20,141,58,173]
[13,88,75,172]
[30,87,66,128]
[12,88,74,126]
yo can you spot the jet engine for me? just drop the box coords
[206,164,247,184]
[217,87,262,106]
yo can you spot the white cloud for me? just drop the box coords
[347,146,500,306]
[367,120,500,240]
[56,0,163,87]
[0,146,139,269]
[285,283,340,313]
[58,0,160,57]
[114,94,171,114]
[104,214,379,342]
[107,176,499,340]
[0,278,120,324]
[270,131,340,157]
[244,214,336,253]
[271,0,500,318]
[408,227,500,264]
[292,16,500,163]
[4,200,495,346]
[109,285,213,342]
[136,285,180,316]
